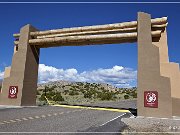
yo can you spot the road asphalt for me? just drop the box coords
[0,105,131,134]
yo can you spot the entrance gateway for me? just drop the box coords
[0,12,180,118]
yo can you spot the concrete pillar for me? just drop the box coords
[137,12,180,118]
[0,24,40,106]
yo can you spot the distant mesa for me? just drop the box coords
[38,80,119,92]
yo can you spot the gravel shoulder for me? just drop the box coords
[121,116,180,134]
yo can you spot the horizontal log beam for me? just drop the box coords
[36,23,167,39]
[14,31,162,48]
[151,23,168,28]
[13,17,167,38]
[33,39,138,48]
[36,28,137,39]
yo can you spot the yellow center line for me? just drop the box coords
[52,104,130,113]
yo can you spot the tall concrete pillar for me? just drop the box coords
[137,12,180,118]
[0,24,40,106]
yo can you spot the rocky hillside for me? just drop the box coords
[36,81,137,106]
[38,81,120,92]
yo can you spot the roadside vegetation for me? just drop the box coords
[36,81,137,106]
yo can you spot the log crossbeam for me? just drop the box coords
[13,17,167,48]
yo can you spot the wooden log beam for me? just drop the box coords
[36,23,167,39]
[13,17,167,38]
[36,28,137,39]
[151,23,168,28]
[33,39,138,48]
[14,31,162,47]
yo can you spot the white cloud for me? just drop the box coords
[38,64,137,88]
[0,64,137,87]
[38,64,77,83]
[0,71,4,80]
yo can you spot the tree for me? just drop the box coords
[124,94,129,99]
[53,92,64,102]
[97,92,114,101]
[44,91,56,100]
[69,90,79,96]
[39,93,46,101]
[84,92,92,98]
[62,85,65,90]
[132,91,137,98]
[64,90,69,95]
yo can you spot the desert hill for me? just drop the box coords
[37,80,137,105]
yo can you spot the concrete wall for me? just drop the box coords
[0,25,40,106]
[137,12,180,118]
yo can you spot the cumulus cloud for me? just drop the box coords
[0,64,137,87]
[0,71,4,80]
[38,64,137,88]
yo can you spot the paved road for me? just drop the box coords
[0,105,130,134]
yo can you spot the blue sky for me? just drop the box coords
[0,3,180,87]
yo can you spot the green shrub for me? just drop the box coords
[132,92,137,98]
[38,89,44,91]
[97,92,113,101]
[64,90,69,95]
[62,85,65,89]
[45,91,56,100]
[125,91,130,94]
[84,83,90,89]
[77,82,83,86]
[97,92,102,98]
[45,86,56,92]
[124,94,130,99]
[101,93,113,100]
[81,90,86,94]
[69,90,79,96]
[84,92,92,98]
[69,88,74,91]
[39,93,46,101]
[53,92,64,102]
[47,91,56,96]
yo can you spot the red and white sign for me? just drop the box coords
[144,91,158,108]
[8,86,18,98]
